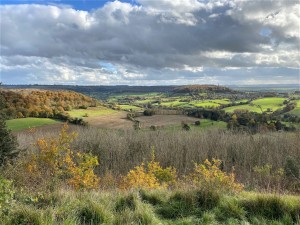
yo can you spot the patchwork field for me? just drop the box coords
[224,97,287,113]
[6,118,61,131]
[118,104,143,111]
[67,107,116,118]
[287,100,300,116]
[251,97,286,111]
[83,111,134,129]
[136,115,226,130]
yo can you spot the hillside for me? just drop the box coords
[0,89,98,119]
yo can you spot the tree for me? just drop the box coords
[0,118,18,166]
[182,123,191,131]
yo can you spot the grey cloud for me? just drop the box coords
[0,0,299,84]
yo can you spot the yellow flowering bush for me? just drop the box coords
[26,124,99,190]
[121,149,177,190]
[188,159,244,193]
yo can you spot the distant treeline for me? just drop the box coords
[173,84,236,94]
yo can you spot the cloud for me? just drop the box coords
[0,0,299,85]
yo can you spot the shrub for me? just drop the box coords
[0,176,15,215]
[284,156,300,179]
[25,124,99,190]
[0,118,19,166]
[195,121,201,126]
[120,163,160,190]
[182,123,191,131]
[143,109,155,116]
[120,150,177,190]
[187,159,244,193]
[253,164,284,191]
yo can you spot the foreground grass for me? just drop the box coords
[6,118,61,131]
[2,189,299,225]
[67,107,116,118]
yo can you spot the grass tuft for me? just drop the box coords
[140,189,164,205]
[195,189,220,210]
[156,191,199,219]
[76,200,110,224]
[215,198,245,221]
[115,193,138,212]
[9,207,42,225]
[241,195,286,220]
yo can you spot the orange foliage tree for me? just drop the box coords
[26,124,99,190]
[187,159,244,193]
[120,149,177,190]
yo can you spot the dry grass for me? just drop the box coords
[137,115,200,128]
[84,111,134,129]
[16,127,300,192]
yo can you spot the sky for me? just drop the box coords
[0,0,299,86]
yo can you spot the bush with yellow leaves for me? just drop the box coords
[121,149,177,190]
[26,124,99,190]
[187,159,244,193]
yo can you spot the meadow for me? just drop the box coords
[67,107,116,118]
[287,100,300,116]
[6,118,61,131]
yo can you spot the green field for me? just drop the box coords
[251,97,286,111]
[118,104,143,111]
[190,100,221,108]
[164,119,227,130]
[6,118,60,131]
[287,100,300,116]
[160,100,189,107]
[160,99,230,109]
[67,107,116,118]
[224,97,287,113]
[224,104,262,113]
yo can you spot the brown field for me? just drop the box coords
[137,115,199,128]
[84,111,134,129]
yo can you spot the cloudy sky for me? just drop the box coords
[0,0,299,85]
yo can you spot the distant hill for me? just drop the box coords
[173,85,235,93]
[0,89,98,119]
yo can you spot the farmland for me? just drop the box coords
[67,107,116,118]
[287,100,300,116]
[6,118,61,131]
